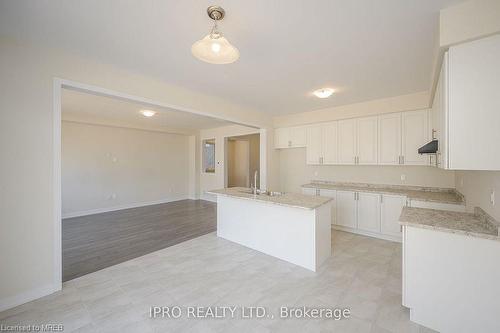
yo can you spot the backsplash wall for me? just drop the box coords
[279,148,456,193]
[455,171,500,220]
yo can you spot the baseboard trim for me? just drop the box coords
[0,283,60,313]
[332,225,402,243]
[62,196,190,219]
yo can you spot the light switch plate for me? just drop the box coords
[400,174,406,182]
[491,191,495,206]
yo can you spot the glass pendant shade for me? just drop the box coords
[191,34,239,64]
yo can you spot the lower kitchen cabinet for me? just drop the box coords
[357,192,381,232]
[335,190,357,228]
[302,187,404,242]
[381,194,406,237]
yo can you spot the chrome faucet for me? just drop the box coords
[252,170,258,195]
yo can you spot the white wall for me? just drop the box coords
[62,121,189,217]
[440,0,500,47]
[455,171,500,220]
[279,149,456,193]
[0,37,273,311]
[273,91,429,127]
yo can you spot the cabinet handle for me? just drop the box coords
[401,156,404,165]
[380,195,383,204]
[398,156,402,164]
[288,140,292,147]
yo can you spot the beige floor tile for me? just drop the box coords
[1,231,435,332]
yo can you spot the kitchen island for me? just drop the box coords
[208,187,333,271]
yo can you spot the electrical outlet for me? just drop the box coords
[314,171,319,177]
[490,191,495,206]
[459,177,464,187]
[400,174,406,182]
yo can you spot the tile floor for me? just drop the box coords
[0,231,436,332]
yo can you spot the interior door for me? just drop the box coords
[322,122,338,164]
[335,190,356,228]
[306,125,322,165]
[357,192,380,232]
[337,119,357,164]
[356,116,378,164]
[402,110,429,165]
[378,113,402,165]
[380,194,406,237]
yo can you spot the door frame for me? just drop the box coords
[52,78,267,289]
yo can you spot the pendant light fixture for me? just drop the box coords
[191,6,239,64]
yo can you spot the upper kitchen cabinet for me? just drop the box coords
[274,126,306,149]
[401,109,429,165]
[378,113,402,165]
[306,122,338,165]
[446,34,500,170]
[306,125,323,164]
[338,119,357,164]
[356,116,378,164]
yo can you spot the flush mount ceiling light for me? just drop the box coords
[191,6,239,64]
[313,88,335,99]
[140,110,156,117]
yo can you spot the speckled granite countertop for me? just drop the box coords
[302,181,465,205]
[208,187,332,210]
[399,206,500,241]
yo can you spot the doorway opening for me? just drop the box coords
[225,134,260,189]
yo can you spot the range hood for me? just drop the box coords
[418,139,438,154]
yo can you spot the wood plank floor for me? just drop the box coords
[62,199,216,282]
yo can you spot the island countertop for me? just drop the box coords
[302,181,464,205]
[399,206,500,241]
[207,187,333,210]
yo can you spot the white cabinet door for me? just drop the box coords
[357,192,381,232]
[338,119,357,164]
[336,190,357,228]
[322,122,338,164]
[378,113,402,165]
[306,125,322,165]
[320,189,336,225]
[380,194,406,237]
[448,34,500,170]
[302,187,317,196]
[402,110,429,165]
[274,128,289,149]
[357,116,378,164]
[290,126,306,147]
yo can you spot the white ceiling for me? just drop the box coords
[0,0,464,115]
[62,89,231,134]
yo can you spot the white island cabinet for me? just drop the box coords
[400,207,500,333]
[209,187,332,272]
